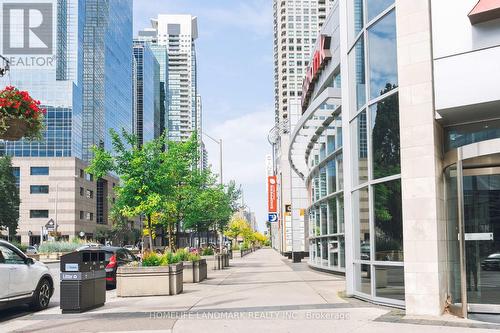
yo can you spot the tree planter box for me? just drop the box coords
[222,254,229,267]
[201,255,218,270]
[116,263,183,297]
[169,263,183,295]
[26,253,40,261]
[183,259,207,283]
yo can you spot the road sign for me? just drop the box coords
[268,213,278,222]
[45,219,56,231]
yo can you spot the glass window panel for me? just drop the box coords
[30,210,49,218]
[354,187,370,260]
[354,35,366,110]
[315,206,321,237]
[351,111,368,186]
[353,0,364,37]
[371,93,400,179]
[374,180,403,261]
[339,196,345,233]
[445,119,500,152]
[320,168,327,197]
[327,160,336,194]
[367,0,394,22]
[321,203,328,235]
[321,239,328,266]
[336,116,343,147]
[327,135,336,154]
[328,198,337,235]
[30,167,49,175]
[328,237,339,267]
[340,236,346,268]
[30,185,49,194]
[368,10,398,100]
[374,266,405,301]
[337,155,344,190]
[320,143,326,161]
[355,263,371,295]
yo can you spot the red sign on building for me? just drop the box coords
[469,0,500,24]
[268,176,277,213]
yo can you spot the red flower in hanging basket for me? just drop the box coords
[0,86,45,141]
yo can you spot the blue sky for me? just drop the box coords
[133,0,275,231]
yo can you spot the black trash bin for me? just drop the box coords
[60,248,106,313]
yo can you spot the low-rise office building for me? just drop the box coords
[289,0,500,318]
[11,157,118,245]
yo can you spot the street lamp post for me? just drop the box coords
[202,132,223,252]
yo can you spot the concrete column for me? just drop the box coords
[396,0,447,316]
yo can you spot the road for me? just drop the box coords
[2,249,499,333]
[0,262,60,323]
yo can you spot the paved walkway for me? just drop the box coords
[3,249,500,333]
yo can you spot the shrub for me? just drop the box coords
[175,248,189,262]
[170,252,181,264]
[201,247,214,256]
[38,239,84,253]
[10,241,27,253]
[187,252,201,262]
[142,252,162,267]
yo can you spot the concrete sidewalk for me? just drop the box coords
[3,249,500,333]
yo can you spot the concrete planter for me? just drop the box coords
[183,259,207,283]
[241,248,252,257]
[116,263,183,297]
[39,252,70,260]
[222,254,229,267]
[169,262,184,295]
[26,253,40,261]
[201,255,218,270]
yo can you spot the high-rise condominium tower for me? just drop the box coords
[270,0,334,256]
[143,14,199,143]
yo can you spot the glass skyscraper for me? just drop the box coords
[0,0,84,158]
[133,41,161,145]
[135,30,169,139]
[0,0,133,161]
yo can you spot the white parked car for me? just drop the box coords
[0,240,54,311]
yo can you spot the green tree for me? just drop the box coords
[0,156,20,237]
[87,129,170,249]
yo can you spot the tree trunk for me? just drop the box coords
[147,214,153,251]
[168,221,174,252]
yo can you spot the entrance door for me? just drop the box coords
[463,169,500,312]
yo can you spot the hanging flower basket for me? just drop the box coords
[1,118,28,141]
[0,86,46,141]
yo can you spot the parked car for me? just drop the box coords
[26,246,38,254]
[123,245,137,251]
[481,253,500,271]
[0,240,54,311]
[77,245,138,289]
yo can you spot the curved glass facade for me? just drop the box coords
[307,106,345,272]
[348,0,404,304]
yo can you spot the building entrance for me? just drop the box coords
[445,140,500,317]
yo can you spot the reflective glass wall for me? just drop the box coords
[348,0,404,304]
[308,108,346,273]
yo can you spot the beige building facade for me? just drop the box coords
[12,157,118,245]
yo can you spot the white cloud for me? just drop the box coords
[204,108,274,230]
